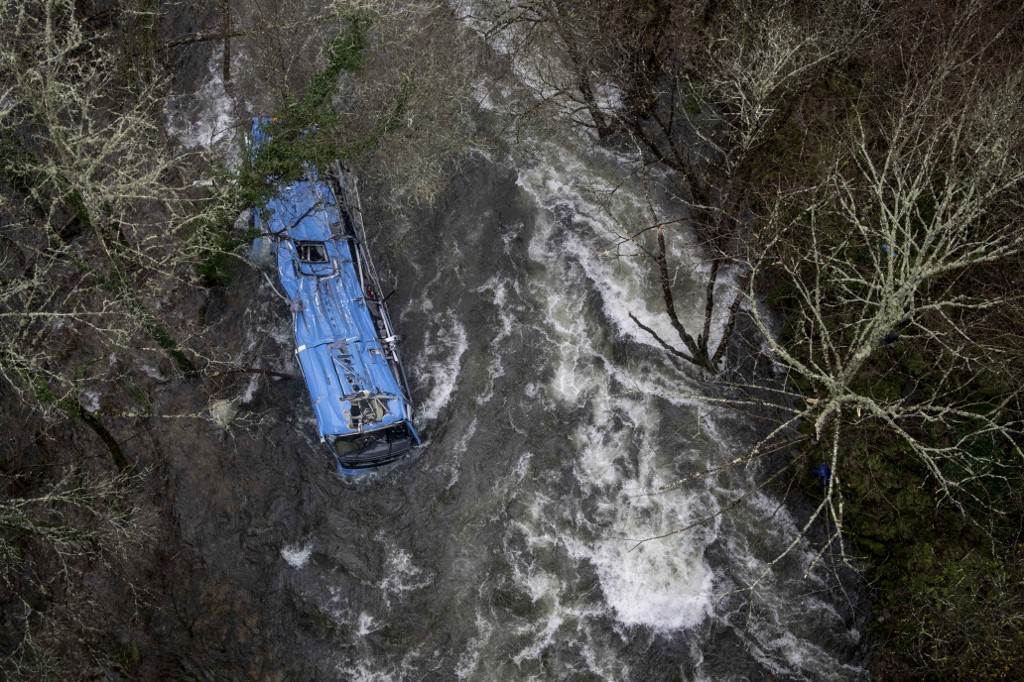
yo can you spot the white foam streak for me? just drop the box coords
[515,144,743,359]
[456,2,623,131]
[562,392,718,632]
[239,372,260,405]
[417,314,468,422]
[377,544,433,605]
[473,276,517,405]
[355,612,380,636]
[454,613,493,679]
[164,47,244,167]
[281,543,313,568]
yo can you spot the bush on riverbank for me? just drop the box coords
[824,428,1024,679]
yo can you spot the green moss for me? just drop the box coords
[812,422,1024,680]
[903,348,928,376]
[873,542,1024,679]
[125,383,150,411]
[188,207,256,288]
[110,639,142,671]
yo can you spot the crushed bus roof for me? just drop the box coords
[250,119,419,474]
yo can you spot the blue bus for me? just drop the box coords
[249,121,420,475]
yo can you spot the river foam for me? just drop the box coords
[484,123,865,679]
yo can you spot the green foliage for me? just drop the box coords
[872,533,1024,679]
[109,639,142,672]
[235,10,382,209]
[213,8,416,282]
[185,177,258,288]
[810,409,1024,680]
[192,223,241,287]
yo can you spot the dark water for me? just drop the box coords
[164,34,869,682]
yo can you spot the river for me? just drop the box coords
[162,11,869,681]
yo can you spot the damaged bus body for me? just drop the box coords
[250,122,420,476]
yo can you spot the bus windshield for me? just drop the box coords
[332,424,414,470]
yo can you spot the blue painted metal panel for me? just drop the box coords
[250,119,420,475]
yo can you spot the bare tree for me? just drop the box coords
[0,0,239,440]
[0,2,269,674]
[750,58,1024,514]
[0,466,149,679]
[615,4,1024,592]
[470,0,873,372]
[620,0,877,373]
[645,35,1024,563]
